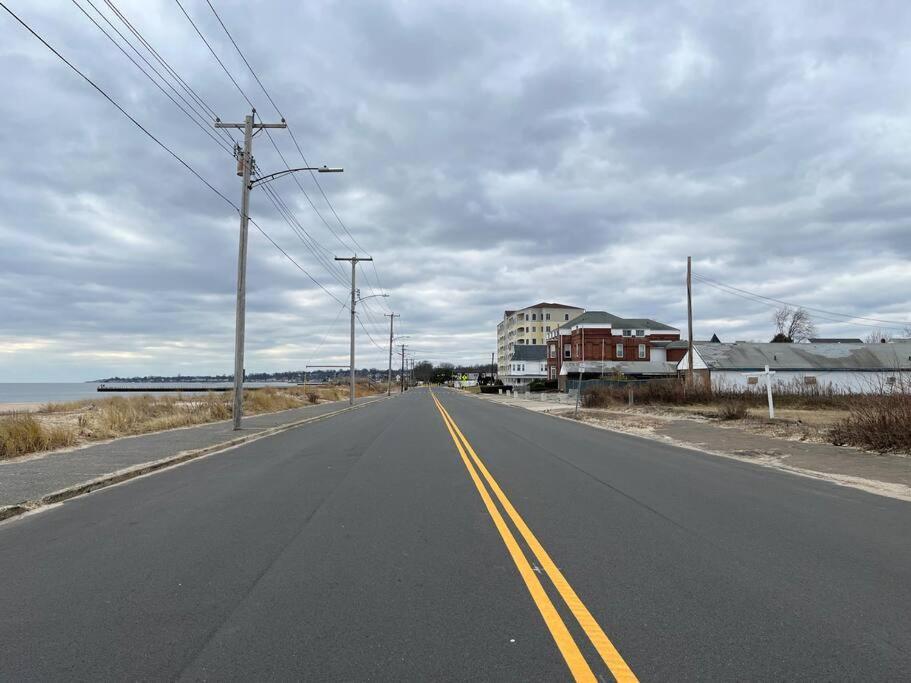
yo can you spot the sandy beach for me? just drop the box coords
[0,402,43,414]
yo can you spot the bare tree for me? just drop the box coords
[864,328,892,344]
[771,306,816,342]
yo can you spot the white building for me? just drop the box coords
[501,345,547,390]
[677,341,911,393]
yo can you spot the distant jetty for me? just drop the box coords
[96,383,269,393]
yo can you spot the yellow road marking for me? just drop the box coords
[431,390,638,683]
[430,392,596,682]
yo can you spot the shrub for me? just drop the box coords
[717,400,749,420]
[829,392,911,453]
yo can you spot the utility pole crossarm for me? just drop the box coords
[215,120,288,129]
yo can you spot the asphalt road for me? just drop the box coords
[1,387,908,680]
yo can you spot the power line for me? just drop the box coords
[1,1,236,207]
[173,0,255,109]
[692,273,911,330]
[202,0,391,309]
[306,302,348,364]
[692,275,910,332]
[174,0,368,299]
[71,0,233,155]
[102,0,237,148]
[356,313,387,352]
[1,2,344,309]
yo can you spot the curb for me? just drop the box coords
[0,395,392,523]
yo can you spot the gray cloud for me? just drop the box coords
[2,0,911,381]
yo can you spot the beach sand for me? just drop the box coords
[0,402,43,414]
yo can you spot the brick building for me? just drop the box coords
[545,311,685,390]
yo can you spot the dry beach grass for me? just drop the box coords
[0,384,373,460]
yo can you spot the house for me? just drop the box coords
[545,311,683,391]
[496,302,584,377]
[677,341,911,392]
[500,344,548,390]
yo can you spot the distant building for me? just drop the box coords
[677,341,911,392]
[501,344,548,389]
[496,302,583,377]
[545,311,682,391]
[808,338,864,344]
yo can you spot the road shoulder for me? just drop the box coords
[466,391,911,502]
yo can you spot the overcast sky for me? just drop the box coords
[2,0,911,381]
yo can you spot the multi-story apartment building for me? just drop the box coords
[545,311,685,389]
[496,302,583,377]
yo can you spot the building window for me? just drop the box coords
[549,345,556,358]
[545,313,551,321]
[887,376,897,385]
[622,329,632,337]
[532,313,537,320]
[564,347,571,359]
[747,376,759,385]
[636,329,645,337]
[804,376,817,385]
[616,344,624,358]
[564,314,569,320]
[638,344,646,359]
[546,325,551,331]
[550,367,556,379]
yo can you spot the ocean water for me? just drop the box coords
[0,382,295,405]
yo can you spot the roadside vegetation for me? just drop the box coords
[580,379,911,454]
[0,383,377,460]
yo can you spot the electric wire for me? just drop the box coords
[103,0,238,148]
[203,0,391,309]
[71,0,233,155]
[692,273,911,328]
[173,0,255,109]
[0,1,345,308]
[305,301,348,365]
[692,274,910,332]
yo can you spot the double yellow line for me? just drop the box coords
[430,391,637,682]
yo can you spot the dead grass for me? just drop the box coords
[0,414,77,458]
[830,392,911,453]
[0,382,379,460]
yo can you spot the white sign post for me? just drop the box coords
[744,364,776,419]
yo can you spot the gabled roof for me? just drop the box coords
[510,344,547,361]
[527,302,582,310]
[689,341,911,371]
[558,310,679,332]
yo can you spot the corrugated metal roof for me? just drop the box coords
[510,344,547,361]
[693,342,911,371]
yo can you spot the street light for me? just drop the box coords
[249,166,343,189]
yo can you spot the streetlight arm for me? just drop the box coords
[355,293,390,304]
[250,166,343,188]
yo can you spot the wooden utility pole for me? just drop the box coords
[400,344,407,392]
[215,112,287,430]
[687,256,694,386]
[385,313,399,396]
[334,256,373,406]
